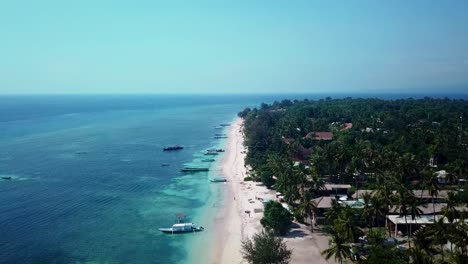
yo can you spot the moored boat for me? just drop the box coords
[210,177,227,182]
[159,223,204,234]
[1,176,12,180]
[201,158,215,162]
[204,151,219,155]
[214,136,228,139]
[163,145,183,151]
[207,148,225,153]
[181,167,209,172]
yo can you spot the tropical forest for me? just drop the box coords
[238,97,468,264]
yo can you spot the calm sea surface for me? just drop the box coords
[0,94,465,263]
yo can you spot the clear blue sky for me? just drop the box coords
[1,1,467,94]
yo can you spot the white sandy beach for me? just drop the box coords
[210,118,336,264]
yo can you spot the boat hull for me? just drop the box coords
[159,227,204,233]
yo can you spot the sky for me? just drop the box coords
[0,0,467,94]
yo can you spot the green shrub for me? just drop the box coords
[261,201,292,235]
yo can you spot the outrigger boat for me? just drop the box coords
[181,167,209,172]
[163,145,183,151]
[210,177,227,182]
[159,223,204,234]
[201,158,215,162]
[207,149,225,153]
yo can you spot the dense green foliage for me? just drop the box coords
[260,201,292,235]
[240,97,468,263]
[241,229,292,264]
[240,97,468,188]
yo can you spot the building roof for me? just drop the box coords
[389,203,467,215]
[351,190,375,199]
[387,215,468,225]
[387,214,444,225]
[313,196,336,209]
[305,132,333,140]
[410,190,452,199]
[390,203,446,215]
[342,123,353,131]
[325,183,352,190]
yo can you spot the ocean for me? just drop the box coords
[0,93,466,264]
[0,95,267,264]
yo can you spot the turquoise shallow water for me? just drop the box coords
[0,95,259,264]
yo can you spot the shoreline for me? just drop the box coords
[209,118,276,264]
[208,118,336,264]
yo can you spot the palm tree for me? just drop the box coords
[442,192,459,224]
[408,244,434,264]
[369,195,386,227]
[413,229,437,260]
[297,193,318,231]
[325,199,342,223]
[394,186,410,244]
[283,186,299,205]
[293,164,309,196]
[443,192,460,253]
[334,205,362,243]
[428,218,448,261]
[427,175,440,222]
[448,158,465,184]
[448,250,468,264]
[308,174,325,197]
[450,218,468,259]
[361,193,373,229]
[407,195,423,249]
[321,233,351,264]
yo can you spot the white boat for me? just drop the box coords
[159,223,204,234]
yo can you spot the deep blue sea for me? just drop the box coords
[0,93,466,264]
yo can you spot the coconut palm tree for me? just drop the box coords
[394,186,411,244]
[450,218,468,259]
[369,195,386,227]
[325,199,342,223]
[361,193,374,229]
[297,192,317,231]
[448,158,465,184]
[321,233,351,264]
[407,195,423,249]
[442,192,459,224]
[283,186,299,206]
[427,176,440,222]
[293,164,309,196]
[427,218,448,261]
[308,174,325,197]
[334,205,362,243]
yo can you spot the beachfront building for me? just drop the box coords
[304,131,333,141]
[386,215,443,237]
[312,196,335,224]
[324,183,351,196]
